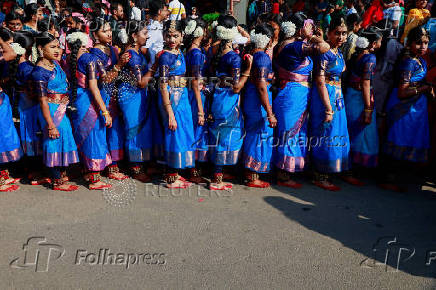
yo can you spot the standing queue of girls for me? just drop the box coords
[0,12,434,192]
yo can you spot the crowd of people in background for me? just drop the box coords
[0,0,434,193]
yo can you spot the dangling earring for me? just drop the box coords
[38,48,44,57]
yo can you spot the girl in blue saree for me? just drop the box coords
[208,15,252,190]
[12,31,50,185]
[380,27,434,191]
[32,32,79,191]
[184,18,209,184]
[344,28,382,184]
[158,20,196,189]
[117,21,156,183]
[243,24,277,188]
[309,16,350,191]
[66,31,113,190]
[89,18,132,181]
[0,36,21,192]
[273,13,330,188]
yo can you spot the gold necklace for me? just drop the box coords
[43,60,55,69]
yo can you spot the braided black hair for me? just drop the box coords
[66,29,83,107]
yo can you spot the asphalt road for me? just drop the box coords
[1,174,436,289]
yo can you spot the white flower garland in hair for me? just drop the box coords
[356,36,369,49]
[193,27,204,38]
[250,30,270,49]
[118,28,128,44]
[216,25,238,40]
[66,32,89,46]
[185,20,197,35]
[10,42,26,55]
[281,21,296,38]
[211,20,218,29]
[31,44,38,64]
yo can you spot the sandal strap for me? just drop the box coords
[0,170,6,186]
[277,170,289,181]
[314,172,329,182]
[52,178,64,187]
[131,165,144,175]
[213,173,223,184]
[246,172,259,182]
[88,172,101,184]
[108,165,120,174]
[190,168,201,177]
[165,173,179,184]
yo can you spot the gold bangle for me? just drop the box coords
[102,111,110,116]
[242,73,250,77]
[113,66,120,72]
[364,108,373,112]
[325,110,334,115]
[414,87,419,95]
[48,127,56,130]
[164,103,171,107]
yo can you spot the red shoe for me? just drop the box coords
[30,177,51,185]
[89,183,112,190]
[107,165,129,180]
[246,180,270,188]
[313,180,341,191]
[52,181,79,191]
[0,184,20,192]
[378,183,407,193]
[209,182,233,190]
[341,176,365,186]
[5,177,21,185]
[165,179,191,189]
[277,180,303,189]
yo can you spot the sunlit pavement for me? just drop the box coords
[1,176,435,289]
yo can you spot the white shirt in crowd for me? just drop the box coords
[168,0,186,21]
[130,6,142,21]
[145,19,164,69]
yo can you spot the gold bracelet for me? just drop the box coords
[325,110,334,115]
[364,108,373,112]
[164,103,171,107]
[414,87,419,95]
[113,65,120,72]
[102,110,110,116]
[48,126,56,130]
[242,73,250,77]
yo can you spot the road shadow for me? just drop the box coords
[264,176,436,278]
